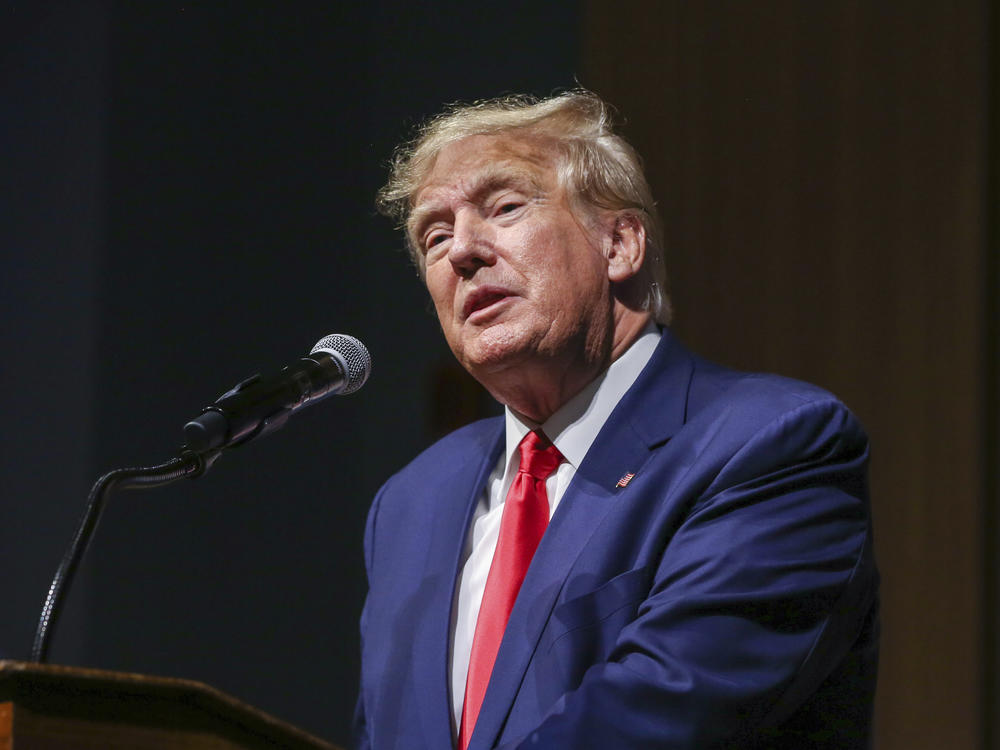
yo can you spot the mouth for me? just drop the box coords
[463,286,513,321]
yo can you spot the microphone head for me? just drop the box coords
[311,333,372,394]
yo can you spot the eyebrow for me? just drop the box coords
[407,164,547,241]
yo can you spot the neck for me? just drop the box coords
[487,308,651,423]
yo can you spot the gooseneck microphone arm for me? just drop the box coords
[31,450,213,663]
[30,333,372,663]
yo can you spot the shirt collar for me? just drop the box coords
[503,323,662,471]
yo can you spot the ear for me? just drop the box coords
[606,212,646,283]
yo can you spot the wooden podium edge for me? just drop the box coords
[0,659,341,749]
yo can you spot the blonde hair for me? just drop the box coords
[377,90,671,324]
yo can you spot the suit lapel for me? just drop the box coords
[469,331,696,749]
[412,420,505,750]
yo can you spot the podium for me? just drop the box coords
[0,660,343,749]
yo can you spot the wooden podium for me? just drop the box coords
[0,660,343,749]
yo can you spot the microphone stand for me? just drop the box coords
[30,449,219,663]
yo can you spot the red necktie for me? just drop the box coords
[458,430,563,750]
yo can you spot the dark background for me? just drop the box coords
[2,2,996,748]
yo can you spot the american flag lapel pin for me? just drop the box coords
[616,472,636,488]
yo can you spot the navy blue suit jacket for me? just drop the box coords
[355,331,879,749]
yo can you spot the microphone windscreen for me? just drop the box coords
[311,334,372,394]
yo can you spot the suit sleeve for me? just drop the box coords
[502,398,878,749]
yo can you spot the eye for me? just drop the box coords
[423,231,450,253]
[493,198,527,218]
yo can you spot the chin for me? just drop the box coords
[456,326,535,375]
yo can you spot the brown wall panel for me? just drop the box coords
[582,2,989,747]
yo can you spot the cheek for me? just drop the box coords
[540,233,607,298]
[516,227,579,283]
[425,268,456,316]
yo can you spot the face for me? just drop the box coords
[409,134,617,384]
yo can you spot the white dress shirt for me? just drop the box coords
[448,324,662,733]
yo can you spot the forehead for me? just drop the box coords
[412,134,560,212]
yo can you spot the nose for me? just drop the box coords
[448,210,495,278]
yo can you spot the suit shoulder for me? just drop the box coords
[364,416,503,565]
[678,358,870,464]
[689,356,857,422]
[380,415,503,489]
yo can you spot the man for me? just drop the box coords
[355,91,878,749]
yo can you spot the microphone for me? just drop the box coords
[183,333,371,453]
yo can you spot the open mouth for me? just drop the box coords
[464,287,511,319]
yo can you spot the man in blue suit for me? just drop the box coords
[356,91,878,749]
